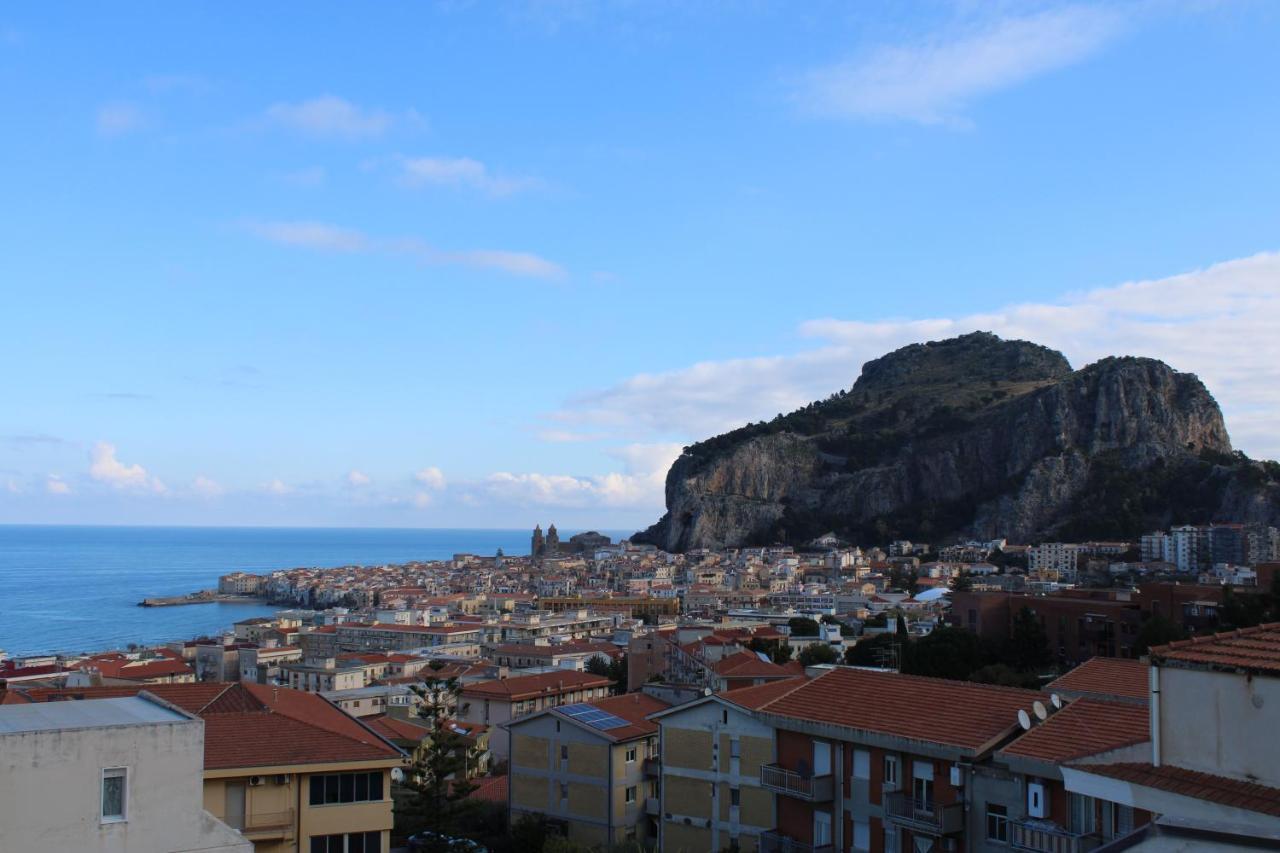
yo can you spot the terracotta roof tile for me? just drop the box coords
[468,775,508,803]
[713,651,802,680]
[461,670,611,701]
[552,692,669,741]
[718,677,810,710]
[754,667,1043,752]
[1150,623,1280,676]
[1000,699,1148,763]
[1047,658,1149,703]
[1077,762,1280,818]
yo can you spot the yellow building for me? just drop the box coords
[507,693,670,848]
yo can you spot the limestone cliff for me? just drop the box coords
[635,333,1279,550]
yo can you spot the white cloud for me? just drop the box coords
[191,476,224,497]
[247,220,565,280]
[89,442,166,492]
[553,252,1280,461]
[264,96,404,138]
[414,467,447,490]
[261,479,292,495]
[347,470,372,487]
[96,102,146,136]
[46,475,72,495]
[398,156,540,196]
[412,491,434,509]
[247,221,368,252]
[795,5,1125,125]
[483,442,681,510]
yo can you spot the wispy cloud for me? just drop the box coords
[347,469,372,487]
[45,475,72,495]
[264,95,417,139]
[5,433,70,446]
[246,219,566,280]
[398,156,542,197]
[96,101,146,136]
[795,5,1126,125]
[191,475,224,497]
[483,442,681,510]
[552,252,1280,461]
[414,467,447,490]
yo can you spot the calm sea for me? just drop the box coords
[0,525,627,657]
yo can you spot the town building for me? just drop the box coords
[459,670,613,760]
[507,693,669,847]
[0,694,252,853]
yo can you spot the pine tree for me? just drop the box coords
[405,672,479,851]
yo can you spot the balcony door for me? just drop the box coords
[813,809,832,848]
[224,782,246,830]
[813,740,831,776]
[911,761,934,813]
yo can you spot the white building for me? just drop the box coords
[1028,542,1080,578]
[0,694,251,853]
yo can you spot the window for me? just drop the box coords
[559,783,569,801]
[310,831,382,853]
[986,803,1008,843]
[730,788,741,807]
[626,747,637,763]
[853,819,870,852]
[561,745,569,761]
[1069,793,1097,834]
[625,786,637,804]
[883,755,899,790]
[309,772,384,806]
[730,738,741,758]
[853,749,870,780]
[912,761,934,812]
[101,768,127,823]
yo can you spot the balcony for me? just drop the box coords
[759,829,833,853]
[760,764,834,802]
[1010,820,1101,853]
[643,757,661,778]
[239,809,296,839]
[882,791,963,835]
[645,797,660,816]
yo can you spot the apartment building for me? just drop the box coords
[1063,623,1280,846]
[12,682,404,853]
[651,680,794,852]
[239,645,303,685]
[1028,543,1080,579]
[459,669,613,760]
[491,640,620,670]
[335,623,485,652]
[507,693,669,848]
[0,694,251,853]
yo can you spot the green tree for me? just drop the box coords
[798,644,839,666]
[787,616,821,637]
[1004,606,1052,673]
[1134,614,1188,656]
[902,626,985,681]
[950,570,974,592]
[584,655,611,677]
[770,642,794,664]
[844,634,897,668]
[404,674,480,851]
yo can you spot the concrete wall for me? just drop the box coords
[1158,667,1280,786]
[0,717,249,853]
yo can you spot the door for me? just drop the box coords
[225,781,247,830]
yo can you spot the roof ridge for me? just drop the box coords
[1150,621,1280,655]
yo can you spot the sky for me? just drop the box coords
[2,1,1279,531]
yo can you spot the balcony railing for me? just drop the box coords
[759,829,834,853]
[643,757,661,777]
[882,791,963,835]
[644,797,660,816]
[240,809,296,837]
[759,764,834,801]
[1010,820,1101,853]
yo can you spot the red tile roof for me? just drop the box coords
[1047,658,1149,703]
[1000,699,1148,763]
[555,692,670,742]
[1077,762,1280,818]
[713,651,805,680]
[468,774,508,803]
[366,714,432,742]
[718,677,810,710]
[461,670,611,701]
[14,682,401,770]
[753,667,1043,753]
[1149,623,1280,676]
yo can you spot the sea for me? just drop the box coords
[0,525,629,658]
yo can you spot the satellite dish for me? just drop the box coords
[1032,701,1048,721]
[1017,709,1032,730]
[703,687,713,696]
[1050,693,1063,710]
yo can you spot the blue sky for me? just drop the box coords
[2,1,1279,530]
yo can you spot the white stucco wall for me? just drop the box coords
[0,712,250,853]
[1158,667,1280,787]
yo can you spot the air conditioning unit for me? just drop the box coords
[1027,782,1046,818]
[950,765,963,787]
[274,775,289,785]
[248,776,266,787]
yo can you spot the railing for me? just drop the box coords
[645,796,660,816]
[882,791,963,835]
[1010,820,1101,853]
[643,757,661,777]
[759,829,834,853]
[759,764,834,801]
[241,809,295,836]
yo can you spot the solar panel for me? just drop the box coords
[559,703,629,730]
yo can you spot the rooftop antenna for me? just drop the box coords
[1017,709,1032,731]
[1050,693,1063,710]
